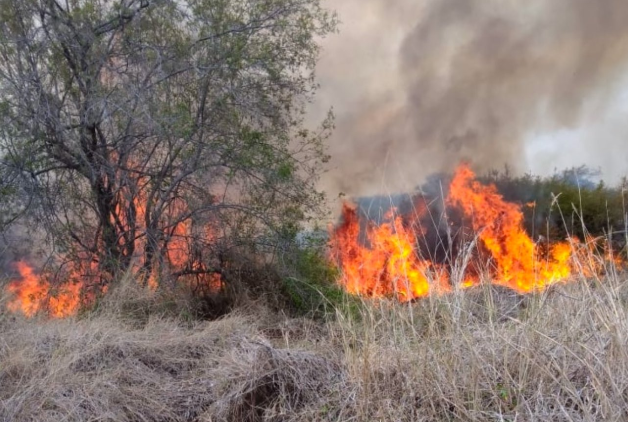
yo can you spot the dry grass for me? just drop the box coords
[329,277,628,421]
[3,267,628,421]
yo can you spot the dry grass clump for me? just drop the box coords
[3,268,628,421]
[0,295,343,422]
[206,337,343,421]
[0,313,235,421]
[92,272,239,324]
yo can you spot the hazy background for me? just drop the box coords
[311,0,628,198]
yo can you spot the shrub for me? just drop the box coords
[280,234,361,319]
[482,166,628,243]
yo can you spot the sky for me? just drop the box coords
[525,83,628,182]
[311,0,628,198]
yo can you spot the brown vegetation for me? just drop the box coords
[3,263,628,421]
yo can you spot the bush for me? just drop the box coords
[482,166,628,243]
[281,240,361,319]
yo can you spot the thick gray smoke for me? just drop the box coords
[314,0,628,197]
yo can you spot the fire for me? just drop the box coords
[330,204,447,301]
[6,262,83,318]
[4,181,223,318]
[331,163,617,299]
[447,164,572,293]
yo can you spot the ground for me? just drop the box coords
[2,272,628,421]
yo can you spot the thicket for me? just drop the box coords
[0,0,339,316]
[481,166,628,244]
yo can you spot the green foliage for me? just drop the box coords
[0,0,337,295]
[482,166,627,242]
[281,243,361,319]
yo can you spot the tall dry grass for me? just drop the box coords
[2,256,628,421]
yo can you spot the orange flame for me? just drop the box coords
[330,163,618,299]
[330,204,449,301]
[447,164,571,293]
[6,262,83,318]
[5,181,222,318]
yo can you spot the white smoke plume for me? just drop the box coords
[314,0,628,197]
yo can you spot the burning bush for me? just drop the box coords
[330,163,621,301]
[482,166,628,245]
[0,0,336,317]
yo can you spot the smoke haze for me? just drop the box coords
[314,0,628,197]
